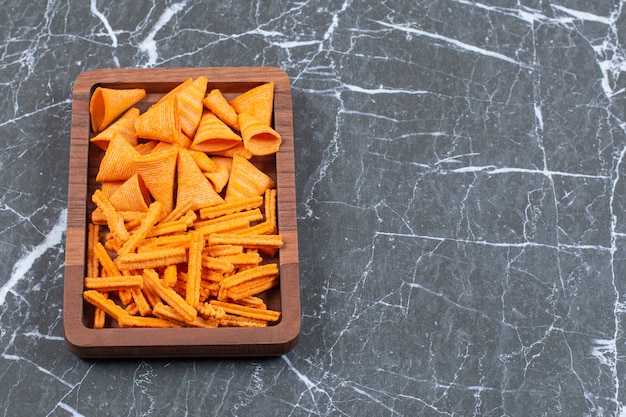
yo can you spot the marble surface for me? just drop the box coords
[1,0,625,415]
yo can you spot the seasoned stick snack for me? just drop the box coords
[83,78,283,328]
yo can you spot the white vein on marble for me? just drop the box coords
[138,1,188,67]
[0,209,66,305]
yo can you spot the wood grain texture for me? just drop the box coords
[63,67,299,358]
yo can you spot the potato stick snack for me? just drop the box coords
[118,201,164,255]
[93,290,108,329]
[209,299,280,322]
[140,234,193,251]
[116,246,187,270]
[219,263,278,289]
[206,244,244,257]
[94,307,107,329]
[208,233,283,249]
[193,208,263,229]
[234,296,266,309]
[265,189,277,233]
[233,221,275,235]
[125,302,139,316]
[201,256,234,274]
[142,269,197,323]
[92,189,130,244]
[141,284,162,309]
[158,199,194,225]
[118,315,180,328]
[93,242,121,277]
[218,314,268,328]
[197,302,226,320]
[117,287,134,305]
[194,217,251,237]
[198,195,263,219]
[130,287,152,316]
[87,223,100,278]
[201,270,224,283]
[226,276,279,301]
[84,275,143,292]
[83,290,129,322]
[218,252,263,268]
[163,264,178,287]
[186,232,204,308]
[91,209,146,225]
[152,303,219,328]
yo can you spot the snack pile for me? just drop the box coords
[83,77,284,329]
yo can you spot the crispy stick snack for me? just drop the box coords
[83,79,285,329]
[84,276,143,292]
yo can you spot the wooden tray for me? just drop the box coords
[64,67,300,358]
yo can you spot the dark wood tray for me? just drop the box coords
[64,67,299,358]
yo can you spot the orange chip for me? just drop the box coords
[155,78,192,106]
[134,95,180,143]
[118,201,165,255]
[176,148,224,210]
[90,107,140,150]
[203,88,240,131]
[229,82,274,126]
[224,155,276,202]
[198,195,263,219]
[108,174,151,212]
[186,231,204,308]
[92,189,130,245]
[177,76,208,138]
[83,290,129,322]
[189,149,218,173]
[208,142,253,159]
[134,140,159,155]
[96,133,140,182]
[100,181,123,199]
[239,112,282,156]
[135,147,178,214]
[143,268,197,323]
[190,111,243,153]
[118,315,180,328]
[90,87,146,133]
[204,157,231,193]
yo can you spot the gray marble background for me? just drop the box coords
[1,0,625,416]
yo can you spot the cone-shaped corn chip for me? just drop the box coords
[135,96,179,143]
[177,148,224,210]
[151,140,179,154]
[100,181,123,199]
[189,149,218,173]
[90,107,140,150]
[238,112,282,156]
[108,173,151,212]
[90,87,146,133]
[135,148,178,214]
[204,160,230,193]
[96,133,140,182]
[229,82,274,126]
[156,78,192,106]
[191,111,243,153]
[225,155,276,202]
[208,142,253,159]
[203,89,240,131]
[134,140,159,155]
[178,76,207,138]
